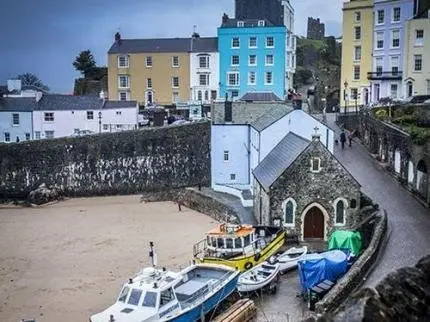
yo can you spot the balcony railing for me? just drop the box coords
[367,71,403,80]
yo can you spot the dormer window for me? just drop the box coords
[310,157,321,173]
[258,20,265,27]
[237,20,244,27]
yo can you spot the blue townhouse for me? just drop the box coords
[0,97,35,143]
[218,14,286,100]
[369,0,414,102]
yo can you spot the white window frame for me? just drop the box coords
[415,29,424,46]
[147,78,152,89]
[230,173,236,181]
[265,71,273,85]
[376,31,384,49]
[265,54,274,66]
[248,71,256,85]
[377,10,384,25]
[199,74,209,86]
[353,65,360,80]
[390,83,398,98]
[35,131,41,140]
[199,55,209,68]
[333,198,348,226]
[12,113,19,126]
[44,112,54,122]
[172,77,179,88]
[249,37,257,48]
[265,36,274,48]
[232,37,240,48]
[227,72,240,86]
[354,26,361,40]
[146,56,153,67]
[282,198,296,227]
[392,7,401,22]
[117,55,129,68]
[172,91,179,103]
[87,111,94,120]
[391,29,400,48]
[118,75,129,89]
[390,56,399,74]
[223,150,229,162]
[258,20,265,27]
[310,157,322,173]
[414,55,422,71]
[237,21,244,27]
[355,11,361,22]
[249,55,257,66]
[118,91,129,101]
[45,130,54,139]
[354,46,361,61]
[231,55,240,66]
[4,132,10,142]
[172,56,179,67]
[375,57,383,74]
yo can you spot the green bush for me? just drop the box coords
[392,113,419,125]
[374,109,387,120]
[408,126,430,145]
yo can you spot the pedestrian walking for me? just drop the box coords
[348,130,356,147]
[340,131,346,150]
[177,198,183,212]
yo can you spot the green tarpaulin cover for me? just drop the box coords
[328,230,362,256]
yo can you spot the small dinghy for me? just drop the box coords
[237,261,280,293]
[275,246,308,273]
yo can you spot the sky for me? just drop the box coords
[0,0,344,93]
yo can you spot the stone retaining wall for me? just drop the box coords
[313,210,387,314]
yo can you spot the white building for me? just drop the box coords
[211,101,334,206]
[4,79,47,98]
[32,94,138,140]
[189,35,219,104]
[283,0,297,92]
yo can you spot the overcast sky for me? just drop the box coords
[0,0,343,93]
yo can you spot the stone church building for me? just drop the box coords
[253,131,361,241]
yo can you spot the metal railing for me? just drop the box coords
[367,71,402,80]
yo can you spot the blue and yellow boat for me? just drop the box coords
[193,224,285,272]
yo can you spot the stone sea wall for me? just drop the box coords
[0,122,211,199]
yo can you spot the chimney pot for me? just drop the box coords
[115,32,121,45]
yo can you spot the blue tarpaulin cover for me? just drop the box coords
[298,250,348,292]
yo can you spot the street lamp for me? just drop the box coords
[98,111,102,133]
[343,81,348,114]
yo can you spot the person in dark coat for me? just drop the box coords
[340,131,346,150]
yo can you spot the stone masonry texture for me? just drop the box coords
[0,122,210,199]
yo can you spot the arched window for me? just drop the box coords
[197,90,202,101]
[282,198,296,226]
[335,200,345,225]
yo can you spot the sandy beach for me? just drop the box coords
[0,196,217,322]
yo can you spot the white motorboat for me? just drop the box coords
[274,246,308,273]
[237,261,280,293]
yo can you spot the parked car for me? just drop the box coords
[403,95,430,104]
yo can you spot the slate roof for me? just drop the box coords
[35,94,102,111]
[240,92,283,102]
[253,132,310,191]
[0,85,8,96]
[103,100,138,109]
[250,104,294,132]
[0,97,36,112]
[108,37,218,54]
[221,18,276,28]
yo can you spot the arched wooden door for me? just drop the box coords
[303,206,325,239]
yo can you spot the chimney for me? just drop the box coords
[115,32,121,45]
[222,13,229,24]
[224,99,232,122]
[35,91,43,102]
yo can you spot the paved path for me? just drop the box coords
[326,113,430,287]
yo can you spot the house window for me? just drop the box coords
[266,36,274,47]
[211,90,217,100]
[172,77,179,88]
[392,30,400,47]
[258,20,265,27]
[231,90,239,98]
[44,112,54,122]
[237,20,244,27]
[265,54,274,66]
[172,56,179,67]
[416,29,424,46]
[197,90,202,101]
[390,84,398,98]
[393,7,400,22]
[355,11,361,22]
[354,46,361,61]
[172,91,179,103]
[118,75,129,88]
[414,55,422,71]
[350,199,357,209]
[146,56,152,67]
[223,150,229,161]
[25,133,30,140]
[376,57,383,75]
[355,26,361,40]
[227,72,239,86]
[118,55,129,68]
[35,131,40,140]
[265,71,273,85]
[249,37,257,48]
[12,113,19,125]
[232,37,240,48]
[376,32,384,49]
[391,56,399,75]
[377,10,384,24]
[119,91,128,101]
[204,90,209,101]
[351,88,358,100]
[87,111,94,120]
[230,173,236,180]
[248,71,256,85]
[145,78,152,89]
[311,157,321,172]
[45,131,54,139]
[249,55,256,66]
[231,55,239,66]
[199,56,209,68]
[335,200,345,225]
[353,65,360,80]
[199,74,209,86]
[283,199,295,225]
[4,132,10,142]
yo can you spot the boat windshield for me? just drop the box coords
[243,234,251,247]
[142,291,158,308]
[127,288,143,305]
[234,237,242,248]
[226,238,233,249]
[118,286,130,303]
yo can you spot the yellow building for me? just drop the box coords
[108,33,191,106]
[403,11,430,97]
[340,0,373,110]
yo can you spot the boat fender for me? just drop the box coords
[244,262,253,270]
[254,253,261,262]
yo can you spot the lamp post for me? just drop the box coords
[98,111,102,133]
[343,81,348,115]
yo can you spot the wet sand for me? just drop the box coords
[0,196,217,322]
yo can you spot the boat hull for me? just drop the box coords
[196,231,286,272]
[167,273,239,322]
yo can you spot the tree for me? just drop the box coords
[73,50,96,77]
[17,73,49,91]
